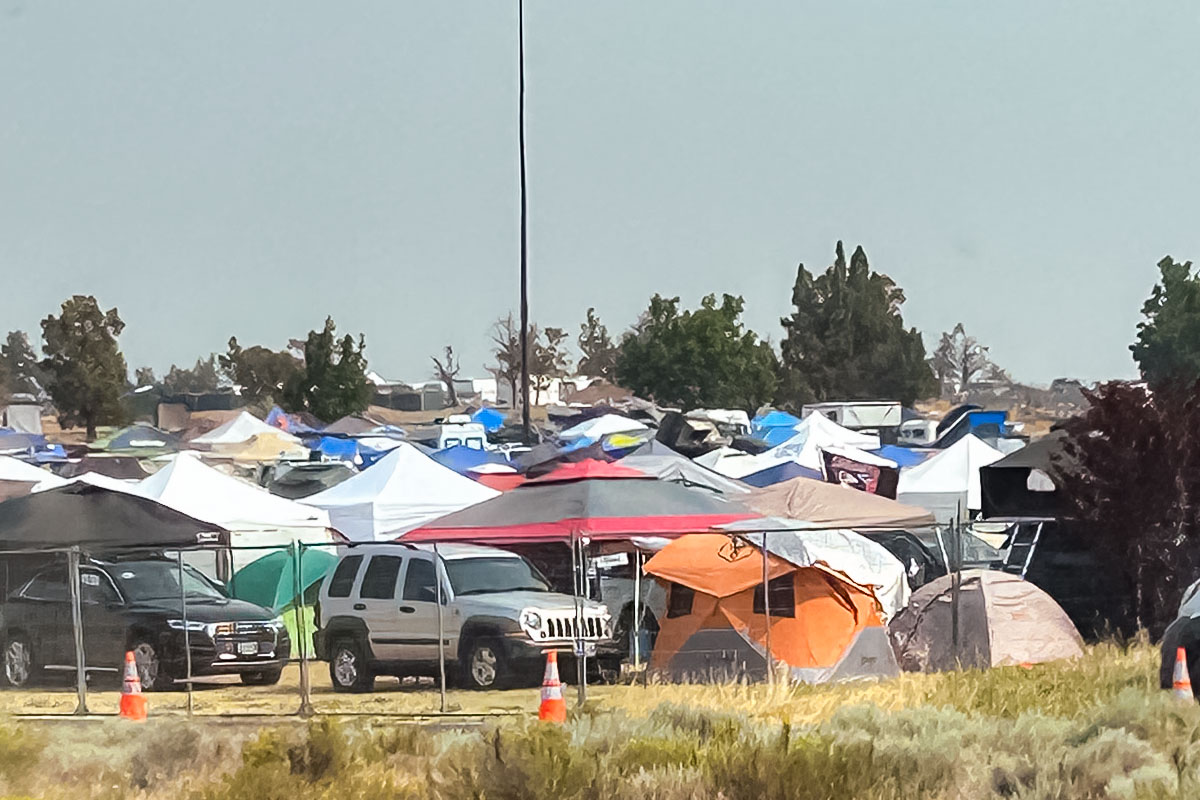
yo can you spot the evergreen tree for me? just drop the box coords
[1,330,47,396]
[778,242,935,408]
[1130,255,1200,389]
[39,295,129,440]
[577,308,619,379]
[282,317,373,421]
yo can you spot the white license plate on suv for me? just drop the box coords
[237,642,259,656]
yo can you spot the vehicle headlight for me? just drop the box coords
[519,609,543,630]
[167,619,208,632]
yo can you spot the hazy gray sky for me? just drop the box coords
[3,2,1198,387]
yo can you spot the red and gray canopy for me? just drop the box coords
[401,460,757,544]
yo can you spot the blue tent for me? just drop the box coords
[741,461,823,488]
[431,445,510,474]
[313,436,359,462]
[0,430,67,463]
[471,408,506,433]
[871,445,932,469]
[751,410,801,446]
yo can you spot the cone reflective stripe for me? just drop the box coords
[538,650,566,723]
[119,651,148,721]
[1174,647,1193,702]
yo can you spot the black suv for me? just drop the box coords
[1,556,290,690]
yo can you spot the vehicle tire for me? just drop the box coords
[2,634,34,689]
[130,639,174,692]
[328,638,374,693]
[460,637,510,690]
[241,667,284,686]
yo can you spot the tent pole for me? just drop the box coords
[68,547,88,716]
[571,530,586,706]
[517,0,532,446]
[762,533,773,686]
[950,515,961,668]
[177,551,194,717]
[433,542,447,714]
[293,542,314,717]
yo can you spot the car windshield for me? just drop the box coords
[445,557,551,595]
[111,561,226,601]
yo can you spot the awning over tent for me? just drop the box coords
[303,443,499,542]
[402,459,756,544]
[742,477,936,529]
[897,435,1005,524]
[191,411,300,447]
[0,482,227,551]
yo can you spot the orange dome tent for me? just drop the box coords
[643,534,898,683]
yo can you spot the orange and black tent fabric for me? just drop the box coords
[644,533,899,683]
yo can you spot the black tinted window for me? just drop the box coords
[359,555,402,600]
[328,555,363,598]
[23,569,68,602]
[666,583,694,618]
[80,570,119,605]
[753,576,795,618]
[402,559,437,602]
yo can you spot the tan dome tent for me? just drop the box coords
[889,569,1084,672]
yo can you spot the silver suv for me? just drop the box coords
[313,543,612,691]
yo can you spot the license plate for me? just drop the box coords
[237,642,259,656]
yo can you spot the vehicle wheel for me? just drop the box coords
[461,638,509,690]
[329,639,374,693]
[241,667,284,686]
[3,635,34,688]
[131,639,173,692]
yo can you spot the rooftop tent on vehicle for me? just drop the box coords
[889,569,1084,672]
[979,430,1074,519]
[643,533,899,683]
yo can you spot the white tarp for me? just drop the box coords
[191,411,299,447]
[303,443,500,541]
[725,520,911,621]
[896,434,1005,524]
[703,413,886,480]
[558,414,649,442]
[0,456,61,485]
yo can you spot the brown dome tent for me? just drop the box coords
[889,570,1084,672]
[643,533,898,683]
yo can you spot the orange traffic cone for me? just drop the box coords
[1174,647,1194,702]
[119,651,148,721]
[538,650,566,723]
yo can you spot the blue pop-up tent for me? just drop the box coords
[751,410,801,447]
[871,445,933,469]
[431,445,511,474]
[740,461,823,488]
[471,408,506,433]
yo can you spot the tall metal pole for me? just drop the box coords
[293,542,313,717]
[177,551,194,717]
[518,0,532,445]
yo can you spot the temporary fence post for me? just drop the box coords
[761,532,773,686]
[177,551,194,716]
[68,547,88,715]
[632,549,642,669]
[950,516,961,668]
[433,542,447,714]
[570,530,586,706]
[294,542,314,717]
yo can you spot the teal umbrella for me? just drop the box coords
[229,548,337,611]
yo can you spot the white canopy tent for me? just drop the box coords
[0,456,65,500]
[702,412,886,480]
[303,443,499,541]
[191,411,299,447]
[138,453,334,570]
[896,435,1005,524]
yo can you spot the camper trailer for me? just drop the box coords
[802,401,901,433]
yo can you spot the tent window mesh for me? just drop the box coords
[753,576,795,618]
[666,583,694,618]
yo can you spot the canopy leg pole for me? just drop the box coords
[571,532,586,707]
[294,542,314,718]
[950,516,961,669]
[632,550,642,670]
[762,534,773,686]
[177,551,194,716]
[434,542,447,714]
[68,548,88,716]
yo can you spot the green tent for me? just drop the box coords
[228,548,337,612]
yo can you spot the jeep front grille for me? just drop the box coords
[535,613,607,642]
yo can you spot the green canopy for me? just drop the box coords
[229,548,337,612]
